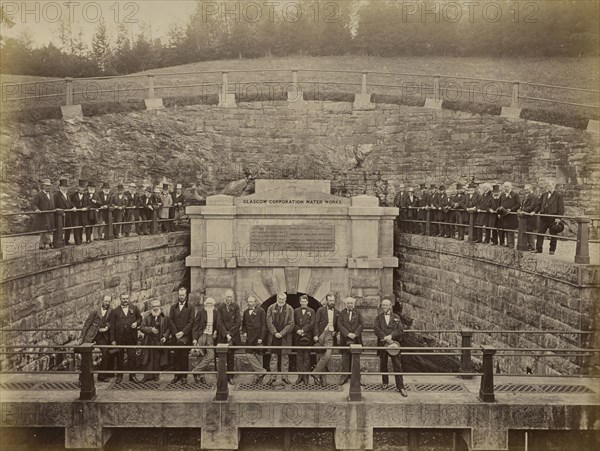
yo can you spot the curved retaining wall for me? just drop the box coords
[396,233,599,375]
[0,232,189,370]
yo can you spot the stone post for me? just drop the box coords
[517,214,529,251]
[61,77,83,118]
[479,345,496,402]
[501,81,522,118]
[354,72,373,110]
[219,72,236,107]
[425,209,432,236]
[425,75,443,109]
[65,77,74,106]
[76,343,96,401]
[575,218,590,264]
[511,82,520,108]
[216,343,229,401]
[144,74,164,110]
[287,70,304,105]
[349,344,363,401]
[54,209,65,248]
[105,206,114,240]
[460,329,474,379]
[468,211,476,242]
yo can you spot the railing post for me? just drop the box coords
[54,210,65,248]
[349,344,363,401]
[147,75,155,99]
[511,82,520,108]
[150,208,158,235]
[425,209,432,236]
[468,211,476,242]
[517,214,529,251]
[292,70,298,87]
[479,345,496,402]
[361,72,368,95]
[76,343,96,401]
[65,77,73,106]
[222,72,228,98]
[460,329,474,379]
[575,218,590,264]
[105,206,114,240]
[215,343,229,401]
[433,75,441,103]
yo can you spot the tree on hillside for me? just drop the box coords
[112,24,132,74]
[92,18,111,73]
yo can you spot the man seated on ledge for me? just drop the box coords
[373,298,408,397]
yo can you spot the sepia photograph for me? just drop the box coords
[0,1,598,450]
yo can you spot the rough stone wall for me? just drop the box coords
[0,232,189,371]
[1,102,598,233]
[397,233,599,375]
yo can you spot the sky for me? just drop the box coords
[1,1,198,47]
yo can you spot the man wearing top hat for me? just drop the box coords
[451,183,467,240]
[30,178,55,249]
[86,182,100,242]
[139,187,154,235]
[464,182,480,241]
[110,184,128,238]
[53,178,76,245]
[69,179,89,245]
[170,183,186,227]
[140,299,170,382]
[337,297,364,385]
[373,298,408,396]
[293,295,316,385]
[159,183,173,233]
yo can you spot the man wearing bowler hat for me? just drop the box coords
[159,183,173,233]
[30,178,55,249]
[53,178,76,245]
[373,297,407,396]
[69,179,89,245]
[293,294,316,385]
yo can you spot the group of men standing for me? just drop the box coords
[31,178,185,249]
[394,180,565,254]
[80,290,408,396]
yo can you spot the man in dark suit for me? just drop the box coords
[464,182,480,242]
[110,184,128,238]
[170,183,186,230]
[402,187,419,234]
[393,182,406,231]
[97,183,112,239]
[489,185,503,245]
[452,183,467,240]
[416,183,428,234]
[373,298,408,397]
[86,182,100,242]
[30,178,55,249]
[311,293,339,386]
[79,295,114,381]
[440,186,454,238]
[433,185,447,237]
[293,295,315,385]
[498,182,520,248]
[475,184,492,243]
[53,178,76,245]
[518,184,538,250]
[192,297,223,384]
[69,179,89,245]
[535,180,565,255]
[130,184,144,236]
[139,186,154,235]
[110,293,142,383]
[337,297,364,385]
[122,182,137,237]
[266,292,295,385]
[216,289,242,385]
[168,287,194,384]
[241,296,268,384]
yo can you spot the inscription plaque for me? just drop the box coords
[250,225,335,251]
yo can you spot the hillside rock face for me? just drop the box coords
[1,102,598,232]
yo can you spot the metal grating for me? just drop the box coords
[37,382,80,390]
[110,380,213,390]
[495,384,594,394]
[0,382,37,391]
[236,382,342,392]
[364,383,466,392]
